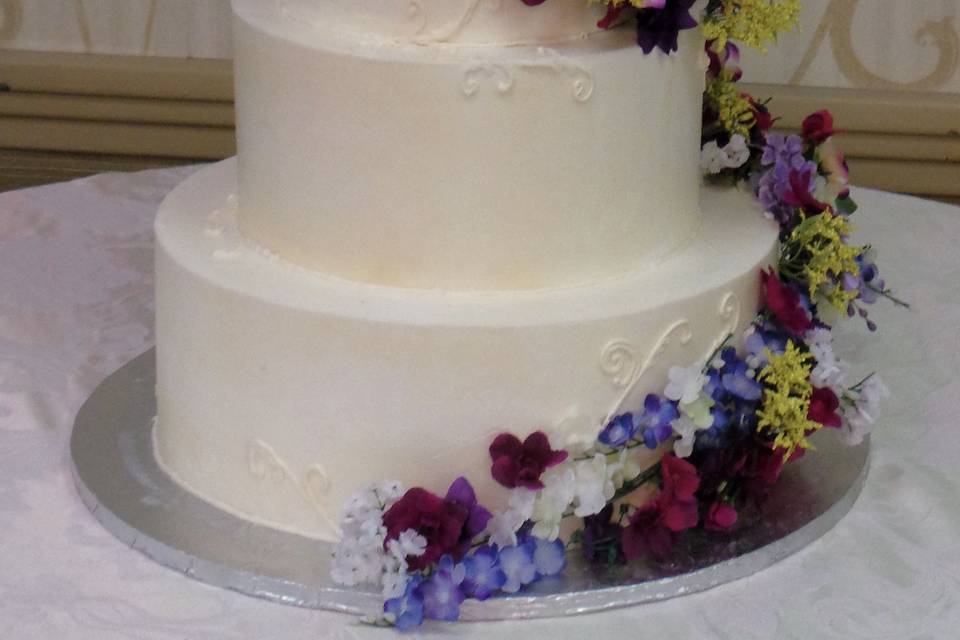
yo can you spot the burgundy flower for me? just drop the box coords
[520,0,548,5]
[383,477,489,571]
[622,455,700,561]
[761,268,814,337]
[808,386,843,429]
[802,109,837,145]
[704,501,738,532]
[489,431,567,490]
[635,0,698,55]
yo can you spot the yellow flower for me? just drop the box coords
[705,76,755,137]
[781,213,863,312]
[756,341,820,459]
[702,0,801,52]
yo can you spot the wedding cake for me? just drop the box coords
[152,0,778,543]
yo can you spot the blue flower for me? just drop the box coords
[598,413,637,448]
[721,360,763,401]
[532,537,566,577]
[498,541,538,593]
[420,556,465,622]
[384,574,425,632]
[460,546,505,601]
[636,394,678,449]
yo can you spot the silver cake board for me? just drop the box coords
[70,349,869,621]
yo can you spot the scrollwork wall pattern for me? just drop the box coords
[790,0,959,91]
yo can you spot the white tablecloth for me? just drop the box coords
[1,167,958,639]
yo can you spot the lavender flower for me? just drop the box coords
[498,540,538,593]
[532,537,567,577]
[460,546,506,601]
[420,556,465,622]
[383,574,425,632]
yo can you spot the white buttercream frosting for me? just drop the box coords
[153,161,777,541]
[232,2,706,290]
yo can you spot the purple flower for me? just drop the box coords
[745,327,788,368]
[761,133,804,168]
[420,556,465,622]
[637,394,679,449]
[384,574,425,632]
[532,537,567,577]
[445,477,493,557]
[635,0,698,55]
[598,413,637,448]
[460,546,506,601]
[498,540,538,593]
[580,504,624,564]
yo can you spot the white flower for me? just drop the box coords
[665,364,707,405]
[342,488,381,525]
[486,489,536,548]
[723,134,751,169]
[386,529,427,563]
[377,480,406,504]
[381,567,409,600]
[550,409,600,456]
[700,140,727,174]
[610,449,643,490]
[573,454,618,518]
[859,375,890,412]
[681,393,715,430]
[531,465,576,540]
[841,375,889,446]
[805,328,849,394]
[331,540,385,587]
[671,414,707,459]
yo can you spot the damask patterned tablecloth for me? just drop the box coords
[1,166,958,639]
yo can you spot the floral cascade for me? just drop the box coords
[330,0,903,631]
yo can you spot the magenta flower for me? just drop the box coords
[802,109,837,145]
[761,268,814,337]
[383,477,489,571]
[704,501,738,532]
[808,387,843,429]
[489,431,568,490]
[621,454,700,561]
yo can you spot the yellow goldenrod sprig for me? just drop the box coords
[705,75,756,137]
[756,341,820,460]
[780,212,863,312]
[702,0,802,52]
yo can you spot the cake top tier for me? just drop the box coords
[255,0,607,45]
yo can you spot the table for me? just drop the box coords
[1,167,958,639]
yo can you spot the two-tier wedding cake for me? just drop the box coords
[152,0,778,543]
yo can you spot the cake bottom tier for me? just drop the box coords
[153,159,779,542]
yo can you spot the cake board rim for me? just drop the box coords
[70,348,870,621]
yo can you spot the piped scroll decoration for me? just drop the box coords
[599,292,743,425]
[600,319,694,424]
[462,49,595,101]
[248,439,340,539]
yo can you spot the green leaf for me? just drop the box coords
[836,196,858,215]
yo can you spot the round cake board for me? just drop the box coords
[71,350,869,621]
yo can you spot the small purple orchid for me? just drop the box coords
[598,413,637,448]
[637,394,679,449]
[445,477,493,557]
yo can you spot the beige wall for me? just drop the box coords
[0,0,231,58]
[2,0,959,95]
